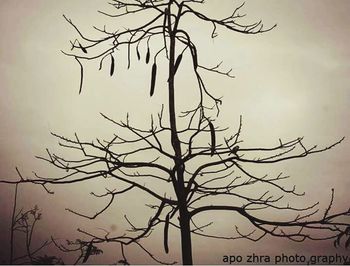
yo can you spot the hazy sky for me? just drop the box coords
[0,0,350,264]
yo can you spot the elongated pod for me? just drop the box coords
[163,8,168,27]
[110,54,115,76]
[209,121,216,156]
[164,213,170,254]
[150,63,157,97]
[146,47,150,64]
[190,46,198,69]
[75,57,84,94]
[136,45,141,61]
[174,54,183,75]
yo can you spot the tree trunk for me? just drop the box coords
[179,205,193,265]
[167,2,193,264]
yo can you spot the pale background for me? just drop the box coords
[0,0,349,264]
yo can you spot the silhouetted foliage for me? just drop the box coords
[8,183,62,265]
[32,255,64,265]
[50,237,103,265]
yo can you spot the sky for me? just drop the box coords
[0,0,350,264]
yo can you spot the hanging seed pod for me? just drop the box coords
[163,8,168,29]
[146,47,150,64]
[189,44,198,69]
[192,47,198,69]
[127,43,131,70]
[136,45,141,61]
[163,214,170,254]
[150,63,157,97]
[174,54,183,75]
[75,57,84,94]
[163,8,168,23]
[110,54,115,76]
[98,58,104,71]
[78,41,87,54]
[209,121,216,156]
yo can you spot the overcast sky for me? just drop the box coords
[0,0,350,264]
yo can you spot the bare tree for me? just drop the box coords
[1,0,349,264]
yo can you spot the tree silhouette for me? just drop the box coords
[6,178,100,265]
[1,0,350,264]
[8,182,63,265]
